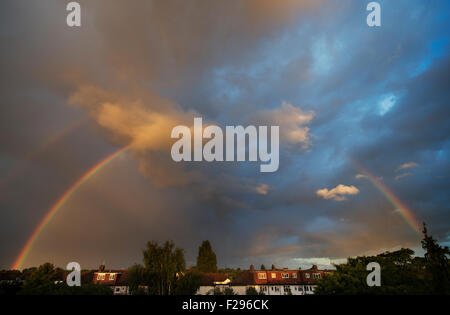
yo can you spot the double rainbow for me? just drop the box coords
[11,148,423,269]
[11,145,131,270]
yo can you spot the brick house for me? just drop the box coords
[92,265,129,295]
[197,264,333,295]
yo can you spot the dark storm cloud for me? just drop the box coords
[0,0,449,269]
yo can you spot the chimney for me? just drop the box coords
[312,265,318,270]
[98,264,105,272]
[250,264,255,271]
[271,264,276,270]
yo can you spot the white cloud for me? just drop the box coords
[396,162,419,172]
[395,173,413,180]
[316,184,359,201]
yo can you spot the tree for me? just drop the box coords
[18,263,112,295]
[174,271,203,295]
[223,287,235,295]
[246,286,259,295]
[314,248,427,295]
[315,224,450,295]
[50,283,113,295]
[128,264,151,295]
[211,286,235,295]
[197,240,217,273]
[19,263,59,295]
[143,240,186,295]
[421,223,450,294]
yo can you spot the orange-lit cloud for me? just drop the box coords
[317,184,360,201]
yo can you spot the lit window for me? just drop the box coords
[313,273,321,279]
[271,273,276,279]
[281,273,289,278]
[292,273,297,278]
[97,273,105,280]
[257,272,266,279]
[109,274,115,280]
[305,273,310,279]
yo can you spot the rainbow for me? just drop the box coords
[11,144,131,270]
[353,161,422,235]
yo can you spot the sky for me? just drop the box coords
[0,0,449,270]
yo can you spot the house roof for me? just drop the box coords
[199,273,229,286]
[92,270,129,286]
[230,267,333,286]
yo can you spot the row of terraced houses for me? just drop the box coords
[91,264,332,295]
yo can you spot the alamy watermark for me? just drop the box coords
[66,2,81,27]
[366,2,381,27]
[171,118,279,173]
[366,262,381,287]
[66,261,81,287]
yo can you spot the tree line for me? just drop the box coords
[315,224,450,295]
[2,224,449,295]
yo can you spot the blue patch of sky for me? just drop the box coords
[412,38,450,78]
[306,216,338,234]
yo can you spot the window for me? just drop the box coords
[284,286,290,292]
[292,273,297,278]
[271,273,276,279]
[97,273,105,280]
[257,272,266,279]
[298,286,303,291]
[109,274,115,280]
[305,273,310,279]
[115,287,120,292]
[313,273,321,279]
[281,273,289,278]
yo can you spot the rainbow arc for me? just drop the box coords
[12,145,131,270]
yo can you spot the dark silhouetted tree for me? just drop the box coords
[421,223,450,294]
[246,286,259,295]
[314,248,427,295]
[197,240,217,272]
[174,271,203,295]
